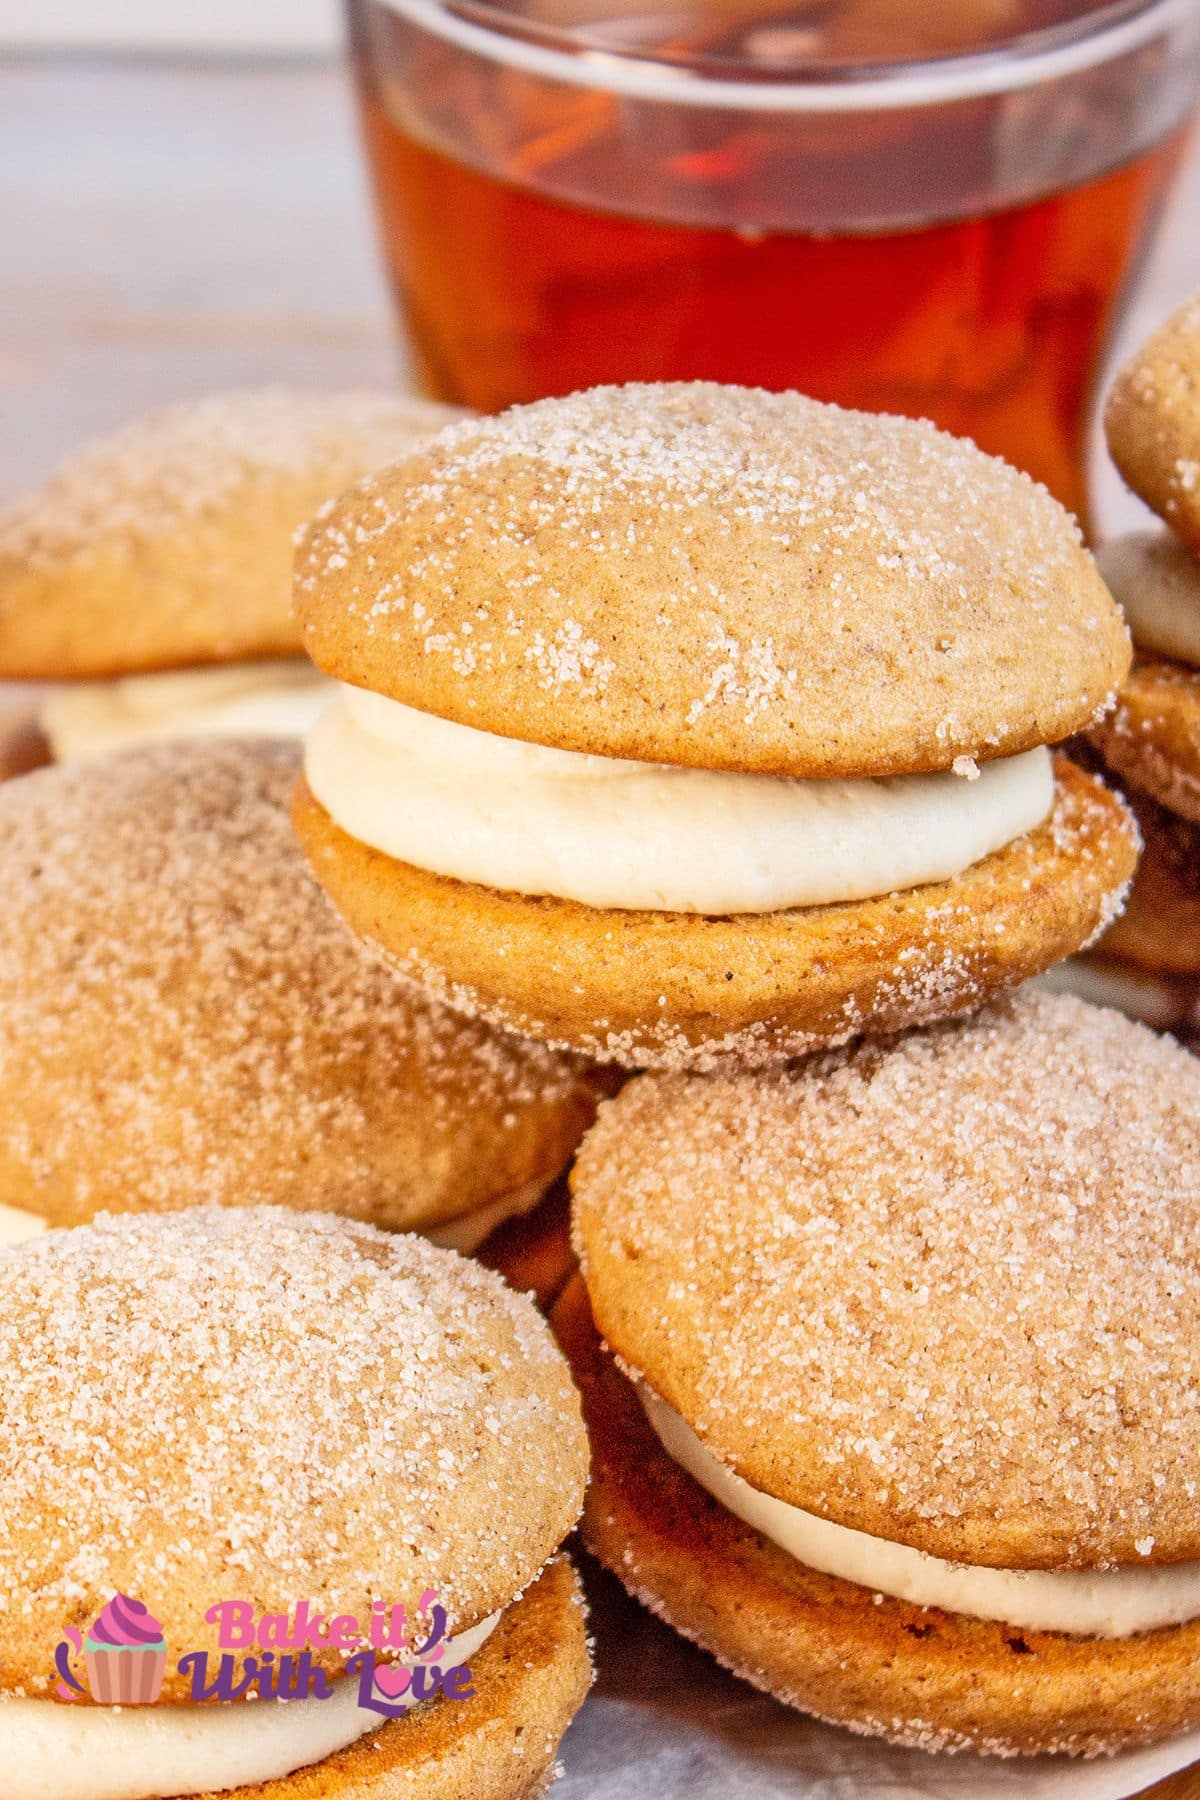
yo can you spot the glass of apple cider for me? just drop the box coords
[345,0,1200,522]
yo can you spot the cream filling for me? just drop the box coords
[426,1174,552,1255]
[1097,531,1200,667]
[41,662,334,762]
[0,1205,47,1246]
[1,1611,499,1800]
[305,687,1055,915]
[640,1387,1200,1638]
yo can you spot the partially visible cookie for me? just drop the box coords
[1106,292,1200,551]
[0,706,49,783]
[0,1207,591,1799]
[562,992,1200,1755]
[555,1276,1200,1760]
[1038,957,1200,1039]
[1099,790,1200,976]
[1091,658,1200,825]
[0,390,464,679]
[479,1181,575,1315]
[0,741,598,1237]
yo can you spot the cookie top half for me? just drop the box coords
[1107,292,1200,552]
[0,389,463,678]
[572,991,1200,1571]
[0,1207,587,1699]
[296,383,1128,779]
[0,740,594,1231]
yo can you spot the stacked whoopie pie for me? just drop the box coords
[293,383,1136,1071]
[286,379,1200,1760]
[0,388,461,773]
[1061,293,1200,1040]
[562,992,1200,1757]
[3,368,1194,1782]
[0,1207,592,1800]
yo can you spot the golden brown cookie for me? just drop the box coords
[0,705,50,782]
[0,1206,589,1701]
[0,741,598,1233]
[478,1181,576,1315]
[296,384,1127,779]
[1106,293,1200,552]
[571,990,1200,1570]
[554,1277,1200,1759]
[0,389,463,679]
[294,757,1138,1070]
[1099,790,1200,976]
[193,1559,590,1800]
[1091,658,1200,826]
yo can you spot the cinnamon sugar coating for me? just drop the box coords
[295,383,1127,779]
[1106,292,1200,552]
[0,1207,588,1700]
[0,389,464,678]
[0,741,596,1230]
[572,991,1200,1568]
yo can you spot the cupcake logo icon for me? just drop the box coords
[55,1594,168,1704]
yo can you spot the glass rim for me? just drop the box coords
[371,0,1198,109]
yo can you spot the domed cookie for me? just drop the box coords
[1106,293,1200,553]
[0,741,598,1241]
[0,1206,590,1798]
[565,992,1200,1755]
[1095,789,1200,977]
[293,383,1135,1070]
[0,389,463,763]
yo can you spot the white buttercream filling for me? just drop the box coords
[0,1205,47,1246]
[1097,531,1200,668]
[304,687,1055,915]
[1,1611,499,1800]
[426,1174,552,1254]
[41,662,334,762]
[640,1387,1200,1638]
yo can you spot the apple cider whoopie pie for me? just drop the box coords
[1067,299,1200,1030]
[0,389,462,769]
[562,991,1200,1756]
[0,1207,591,1799]
[0,741,599,1244]
[1096,298,1200,826]
[293,383,1136,1071]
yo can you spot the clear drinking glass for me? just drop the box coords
[346,0,1200,522]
